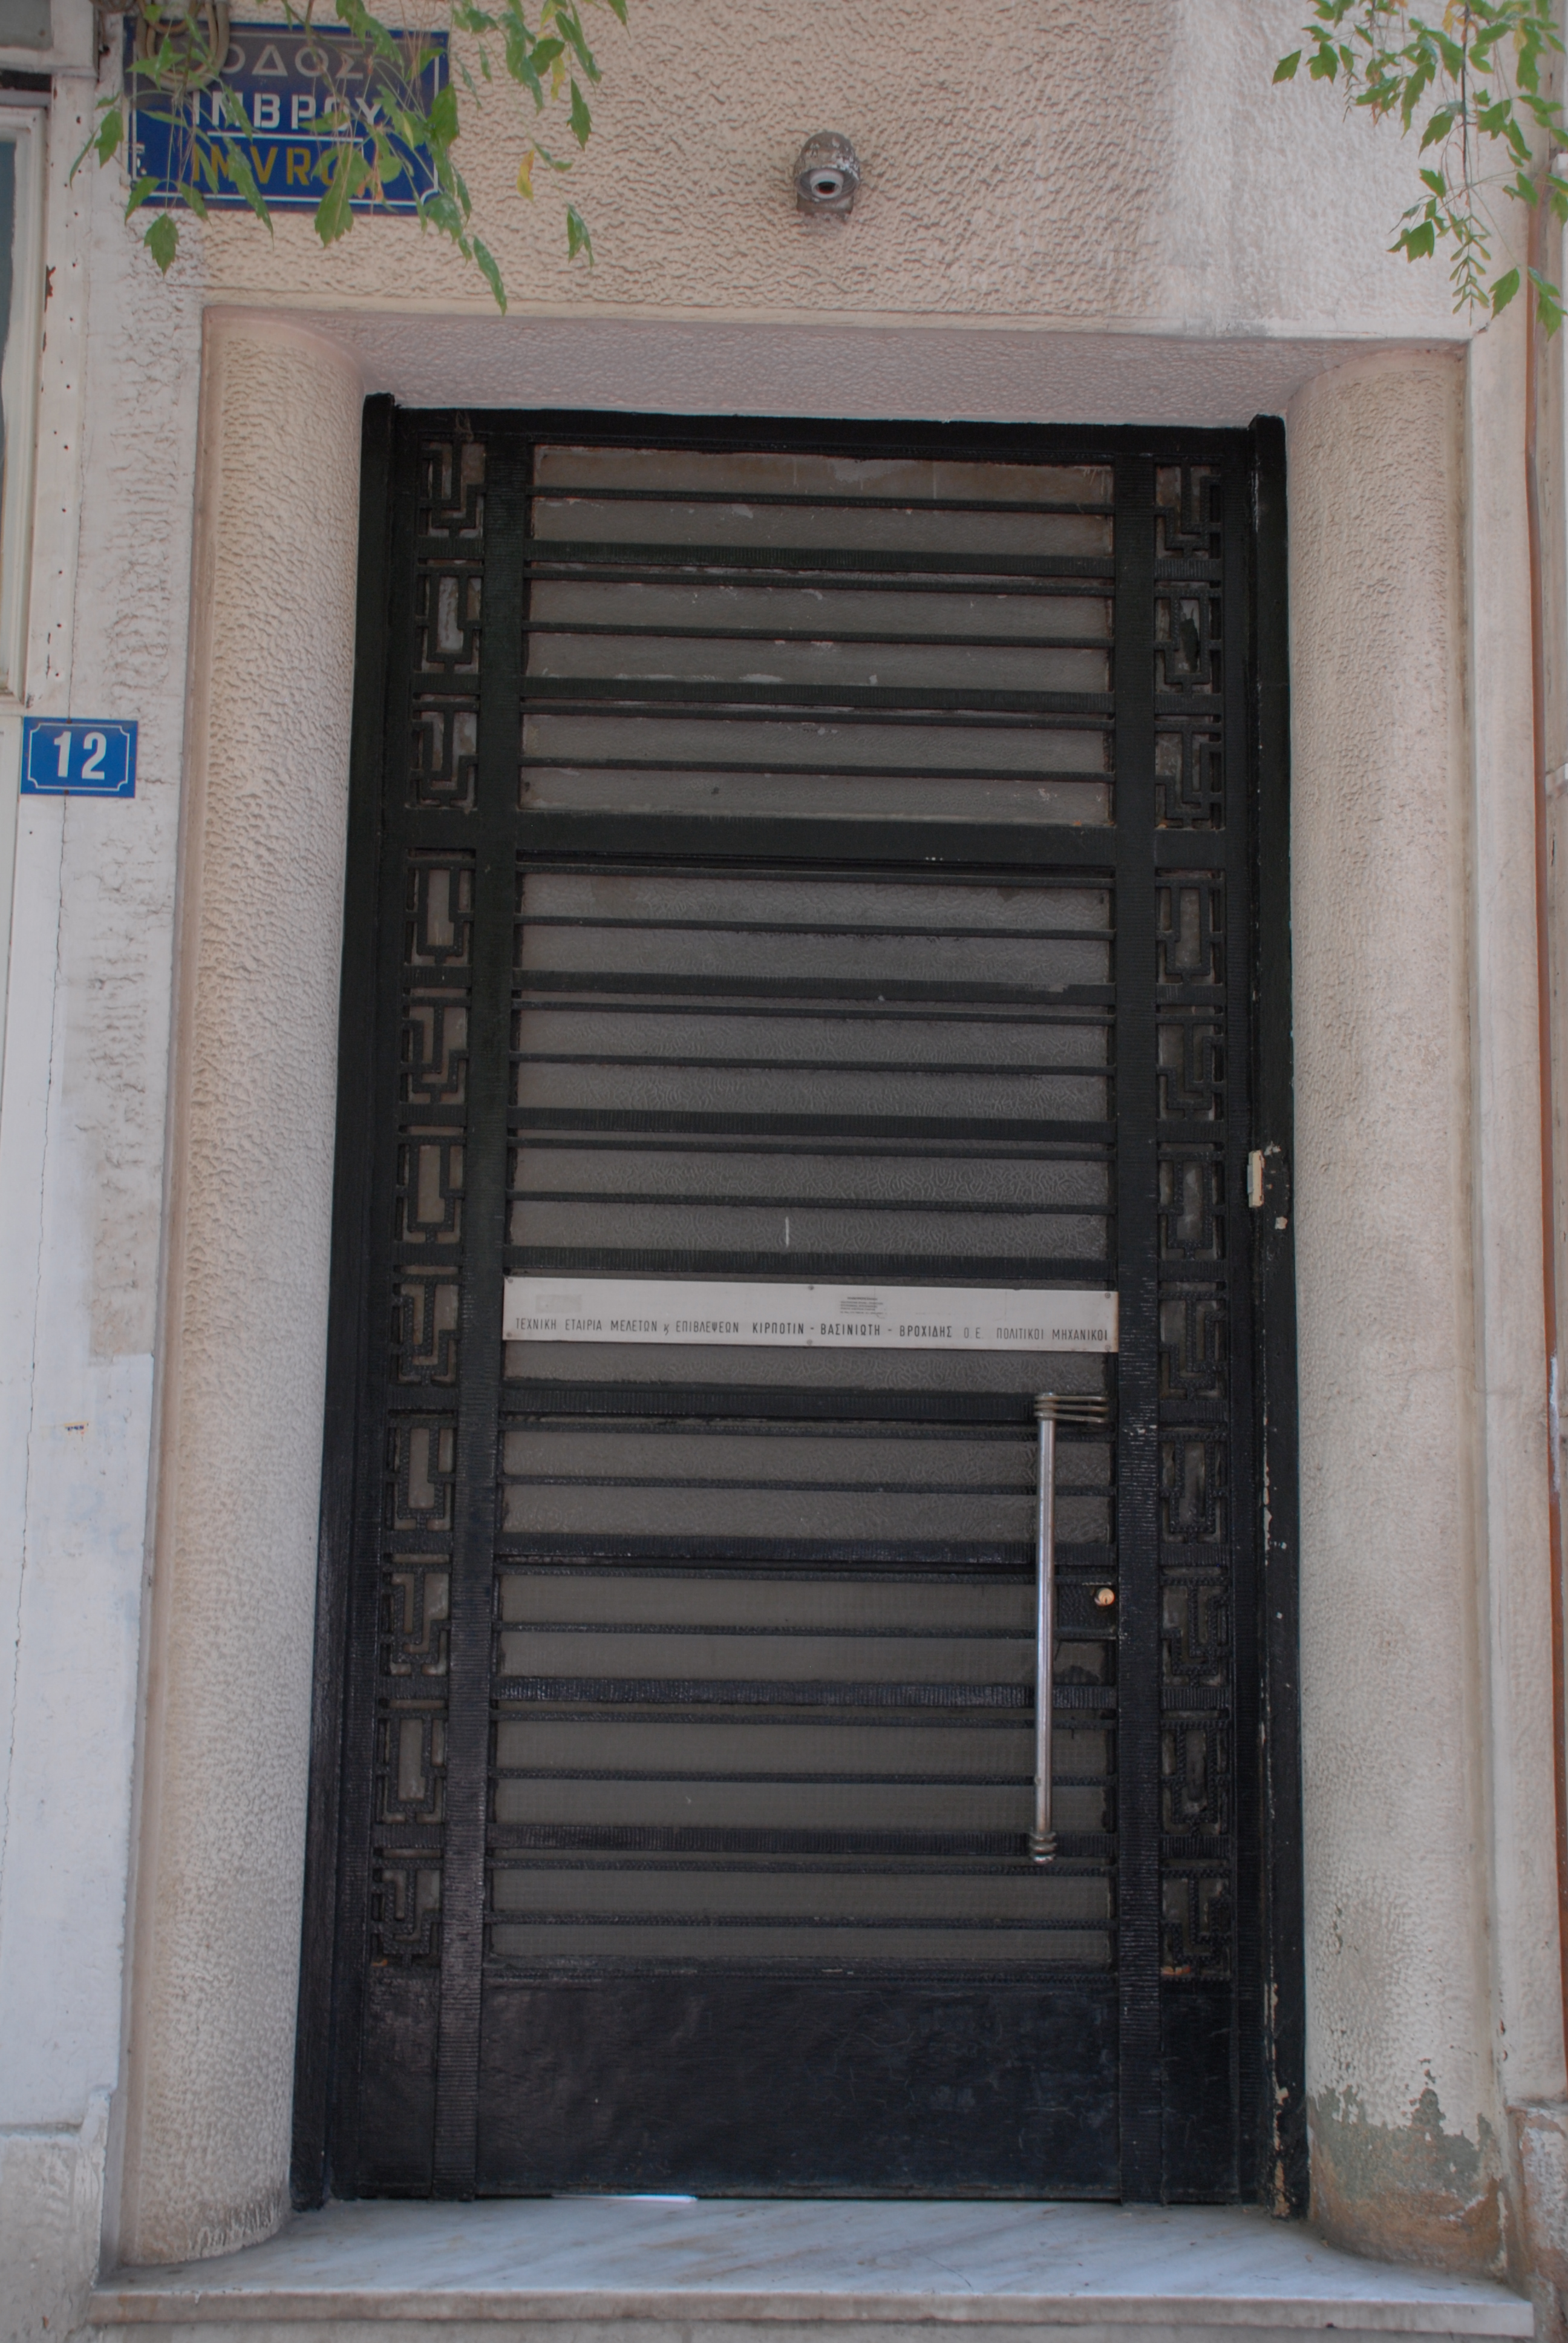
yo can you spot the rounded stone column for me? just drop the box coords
[1288,349,1503,2269]
[116,314,363,2264]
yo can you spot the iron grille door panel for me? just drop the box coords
[317,416,1267,2206]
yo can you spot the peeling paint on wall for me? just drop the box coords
[1310,2082,1503,2270]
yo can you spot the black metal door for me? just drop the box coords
[296,411,1301,2207]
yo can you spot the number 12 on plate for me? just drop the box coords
[20,718,137,799]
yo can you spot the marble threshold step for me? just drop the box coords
[87,2196,1537,2343]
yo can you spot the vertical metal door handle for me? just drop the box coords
[1030,1391,1112,1867]
[1030,1401,1058,1864]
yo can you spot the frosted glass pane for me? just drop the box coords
[515,1006,1108,1068]
[493,1777,1057,1832]
[520,766,1111,826]
[500,1424,1107,1487]
[530,495,1112,560]
[532,445,1112,505]
[491,1864,1110,1921]
[523,869,1108,930]
[526,632,1109,695]
[506,1342,1111,1394]
[523,711,1106,776]
[489,1922,1110,1964]
[515,1063,1107,1122]
[493,1715,1040,1775]
[512,1145,1111,1204]
[527,580,1114,640]
[497,1573,1034,1630]
[496,1629,1031,1683]
[511,1199,1107,1259]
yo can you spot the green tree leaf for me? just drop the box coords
[474,235,508,309]
[1530,266,1564,335]
[1492,264,1521,313]
[1274,50,1302,80]
[144,212,179,272]
[569,77,592,146]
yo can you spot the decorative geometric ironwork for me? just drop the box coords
[377,1705,448,1824]
[1160,1719,1230,1838]
[1159,1432,1227,1544]
[405,856,474,968]
[411,704,479,814]
[385,1418,457,1533]
[1155,464,1222,563]
[1154,586,1222,699]
[394,1135,465,1250]
[1161,1575,1230,1689]
[371,1858,443,1966]
[418,434,486,540]
[1152,457,1237,2008]
[1155,876,1224,987]
[381,1561,452,1679]
[402,994,469,1109]
[1158,1286,1227,1402]
[1160,1867,1232,1979]
[392,1276,461,1384]
[1155,727,1223,830]
[1157,1152,1225,1261]
[410,438,484,813]
[1157,1017,1225,1121]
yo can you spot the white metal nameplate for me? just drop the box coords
[503,1277,1118,1353]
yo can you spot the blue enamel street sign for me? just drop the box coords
[21,719,138,799]
[126,22,446,213]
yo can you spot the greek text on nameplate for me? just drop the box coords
[503,1277,1119,1353]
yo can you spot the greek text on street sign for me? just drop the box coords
[126,21,446,214]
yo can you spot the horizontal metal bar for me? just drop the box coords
[518,753,1114,785]
[508,1140,1115,1165]
[515,978,1117,1008]
[512,811,1120,867]
[494,1387,1109,1424]
[486,1824,1116,1861]
[519,677,1115,719]
[503,1251,1109,1285]
[494,1676,1116,1709]
[513,995,1117,1020]
[479,1958,1116,1985]
[526,485,1114,517]
[509,1190,1109,1215]
[491,1533,1108,1565]
[520,540,1118,581]
[521,621,1112,650]
[513,1052,1106,1076]
[508,1119,1120,1148]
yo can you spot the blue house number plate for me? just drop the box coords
[21,718,138,799]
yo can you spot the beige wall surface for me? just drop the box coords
[169,0,1452,340]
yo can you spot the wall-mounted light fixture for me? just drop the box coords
[794,130,860,220]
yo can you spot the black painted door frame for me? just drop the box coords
[291,405,1303,2210]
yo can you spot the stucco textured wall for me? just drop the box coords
[1289,352,1503,2269]
[113,318,362,2266]
[140,0,1457,347]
